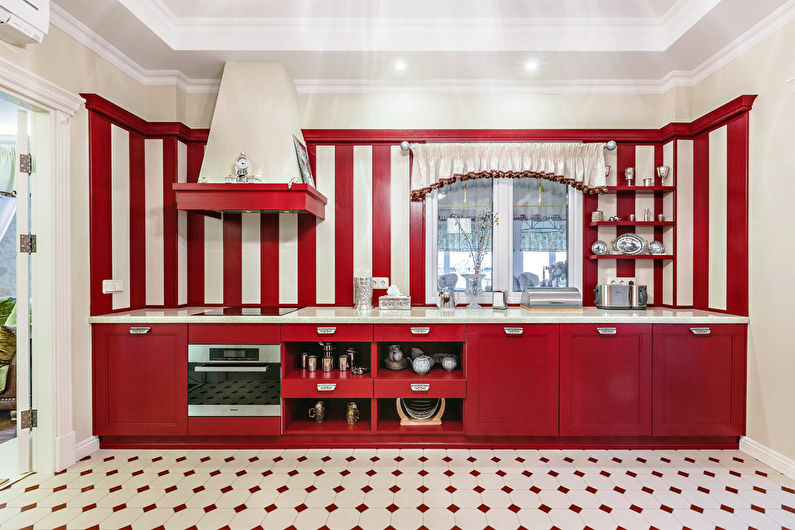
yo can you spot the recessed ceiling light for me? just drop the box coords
[395,60,407,71]
[525,60,539,71]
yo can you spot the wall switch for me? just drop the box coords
[102,279,124,294]
[607,276,636,285]
[372,277,389,289]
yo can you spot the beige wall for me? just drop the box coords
[299,92,679,129]
[688,20,795,462]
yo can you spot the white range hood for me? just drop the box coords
[199,61,306,184]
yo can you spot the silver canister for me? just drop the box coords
[338,354,349,372]
[353,277,373,310]
[307,355,318,372]
[322,356,333,372]
[345,347,357,368]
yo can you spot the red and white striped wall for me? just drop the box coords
[86,94,754,316]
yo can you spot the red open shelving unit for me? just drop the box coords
[588,254,675,260]
[173,182,328,219]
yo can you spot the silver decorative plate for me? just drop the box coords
[590,240,608,255]
[612,233,646,255]
[649,240,666,255]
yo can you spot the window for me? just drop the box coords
[427,177,582,304]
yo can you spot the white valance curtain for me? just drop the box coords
[409,142,608,199]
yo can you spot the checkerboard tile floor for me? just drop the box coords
[0,448,793,529]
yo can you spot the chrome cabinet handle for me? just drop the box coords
[195,366,268,373]
[410,327,430,335]
[597,327,617,335]
[504,327,523,335]
[317,383,337,391]
[317,327,336,335]
[690,327,711,335]
[411,384,430,392]
[129,327,150,335]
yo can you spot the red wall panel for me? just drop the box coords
[334,145,354,307]
[223,213,242,306]
[128,132,146,309]
[725,115,750,316]
[372,145,392,300]
[692,133,710,310]
[88,112,113,316]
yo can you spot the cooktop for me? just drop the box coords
[191,307,300,316]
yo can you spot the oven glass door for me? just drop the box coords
[188,361,281,416]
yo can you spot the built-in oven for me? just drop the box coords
[188,344,281,417]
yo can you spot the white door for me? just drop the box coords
[0,103,33,482]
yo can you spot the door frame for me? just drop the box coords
[0,54,83,473]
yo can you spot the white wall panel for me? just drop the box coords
[144,139,164,305]
[353,146,373,277]
[110,125,130,310]
[676,139,694,306]
[708,126,728,310]
[634,146,656,302]
[390,145,411,295]
[203,216,223,304]
[662,141,675,305]
[177,141,188,305]
[315,146,336,304]
[241,213,261,304]
[279,212,298,304]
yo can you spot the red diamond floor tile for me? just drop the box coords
[2,448,792,530]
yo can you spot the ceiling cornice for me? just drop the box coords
[50,3,219,94]
[50,0,794,96]
[116,0,719,52]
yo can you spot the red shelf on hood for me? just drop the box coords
[173,183,327,219]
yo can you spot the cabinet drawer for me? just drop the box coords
[281,324,372,342]
[189,324,280,344]
[188,417,281,436]
[375,324,466,342]
[282,378,373,398]
[375,379,466,398]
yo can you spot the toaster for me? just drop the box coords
[594,283,648,309]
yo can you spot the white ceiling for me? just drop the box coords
[50,0,793,93]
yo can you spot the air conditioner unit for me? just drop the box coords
[0,0,49,45]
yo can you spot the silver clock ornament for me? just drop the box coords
[227,152,261,183]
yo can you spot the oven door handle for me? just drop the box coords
[194,365,269,373]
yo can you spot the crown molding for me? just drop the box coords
[50,0,794,96]
[116,0,721,52]
[50,3,219,94]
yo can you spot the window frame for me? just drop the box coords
[425,178,582,305]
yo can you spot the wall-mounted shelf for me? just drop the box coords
[589,221,675,227]
[173,183,327,219]
[605,186,675,193]
[588,254,675,260]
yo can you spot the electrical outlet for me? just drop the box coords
[608,276,636,285]
[102,279,115,294]
[372,277,389,289]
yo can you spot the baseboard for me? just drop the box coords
[740,436,795,479]
[74,436,99,461]
[55,430,76,472]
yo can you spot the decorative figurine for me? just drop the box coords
[308,401,326,423]
[624,167,635,186]
[345,402,360,425]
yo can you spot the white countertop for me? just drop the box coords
[88,306,749,324]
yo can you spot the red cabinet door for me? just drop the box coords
[466,325,558,436]
[560,324,652,436]
[653,324,746,436]
[93,324,188,436]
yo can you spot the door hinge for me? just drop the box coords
[20,409,37,429]
[20,234,37,253]
[19,153,32,175]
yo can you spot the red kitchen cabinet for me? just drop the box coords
[560,324,652,436]
[92,324,188,436]
[653,324,746,436]
[466,325,559,436]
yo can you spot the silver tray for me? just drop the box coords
[612,233,646,255]
[590,240,608,255]
[649,240,665,255]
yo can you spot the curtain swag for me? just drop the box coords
[409,142,608,199]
